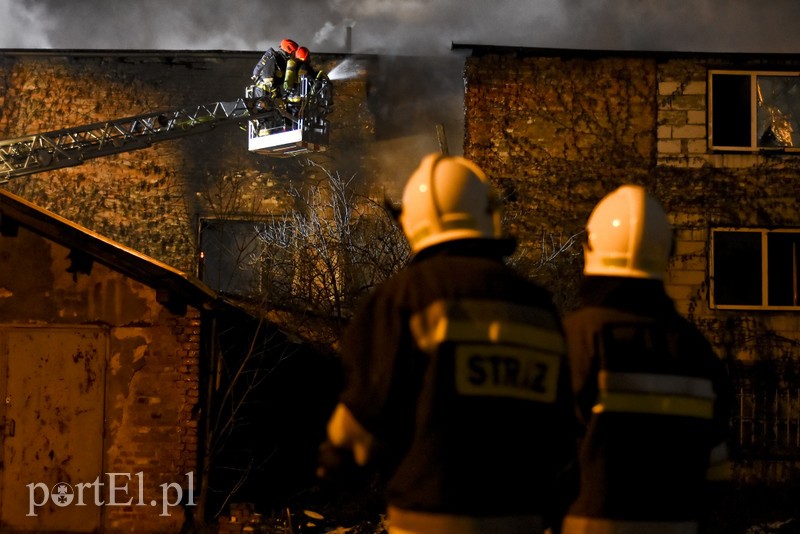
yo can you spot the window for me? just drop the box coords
[732,361,800,460]
[710,228,800,310]
[198,218,269,297]
[709,70,800,151]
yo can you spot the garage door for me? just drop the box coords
[0,326,106,533]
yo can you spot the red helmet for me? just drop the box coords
[295,46,310,62]
[280,39,299,54]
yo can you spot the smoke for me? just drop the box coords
[313,21,343,48]
[3,0,799,180]
[1,0,799,54]
[0,0,55,48]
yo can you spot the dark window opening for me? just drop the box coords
[712,229,800,309]
[712,73,751,147]
[767,232,800,307]
[712,231,762,306]
[199,219,265,297]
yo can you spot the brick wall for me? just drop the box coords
[0,51,462,280]
[464,47,800,484]
[657,75,709,167]
[464,48,800,338]
[464,51,658,310]
[0,51,374,274]
[654,58,800,371]
[0,219,207,532]
[104,312,201,533]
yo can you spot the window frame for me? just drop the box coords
[710,227,800,311]
[708,69,800,152]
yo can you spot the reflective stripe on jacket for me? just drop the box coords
[410,298,565,404]
[563,277,733,526]
[388,506,544,534]
[593,370,716,419]
[337,240,579,521]
[562,516,697,534]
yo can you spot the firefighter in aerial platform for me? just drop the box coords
[251,38,298,100]
[560,185,733,534]
[284,46,333,118]
[250,38,298,133]
[317,154,579,534]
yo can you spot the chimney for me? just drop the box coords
[345,26,352,53]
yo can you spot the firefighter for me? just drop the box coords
[250,39,298,134]
[283,46,307,102]
[560,185,733,534]
[251,38,298,100]
[283,45,311,113]
[284,47,333,118]
[318,154,579,534]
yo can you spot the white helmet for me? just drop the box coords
[583,184,672,279]
[399,154,501,254]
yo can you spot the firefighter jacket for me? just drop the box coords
[561,277,733,534]
[251,48,290,95]
[336,238,579,532]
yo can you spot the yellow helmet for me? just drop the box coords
[399,154,501,254]
[583,184,672,279]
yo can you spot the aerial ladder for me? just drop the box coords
[0,77,330,184]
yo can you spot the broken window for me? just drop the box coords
[709,70,800,151]
[711,228,800,309]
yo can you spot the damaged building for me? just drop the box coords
[0,42,799,531]
[459,44,800,501]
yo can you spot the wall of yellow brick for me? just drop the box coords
[464,46,800,488]
[464,49,800,369]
